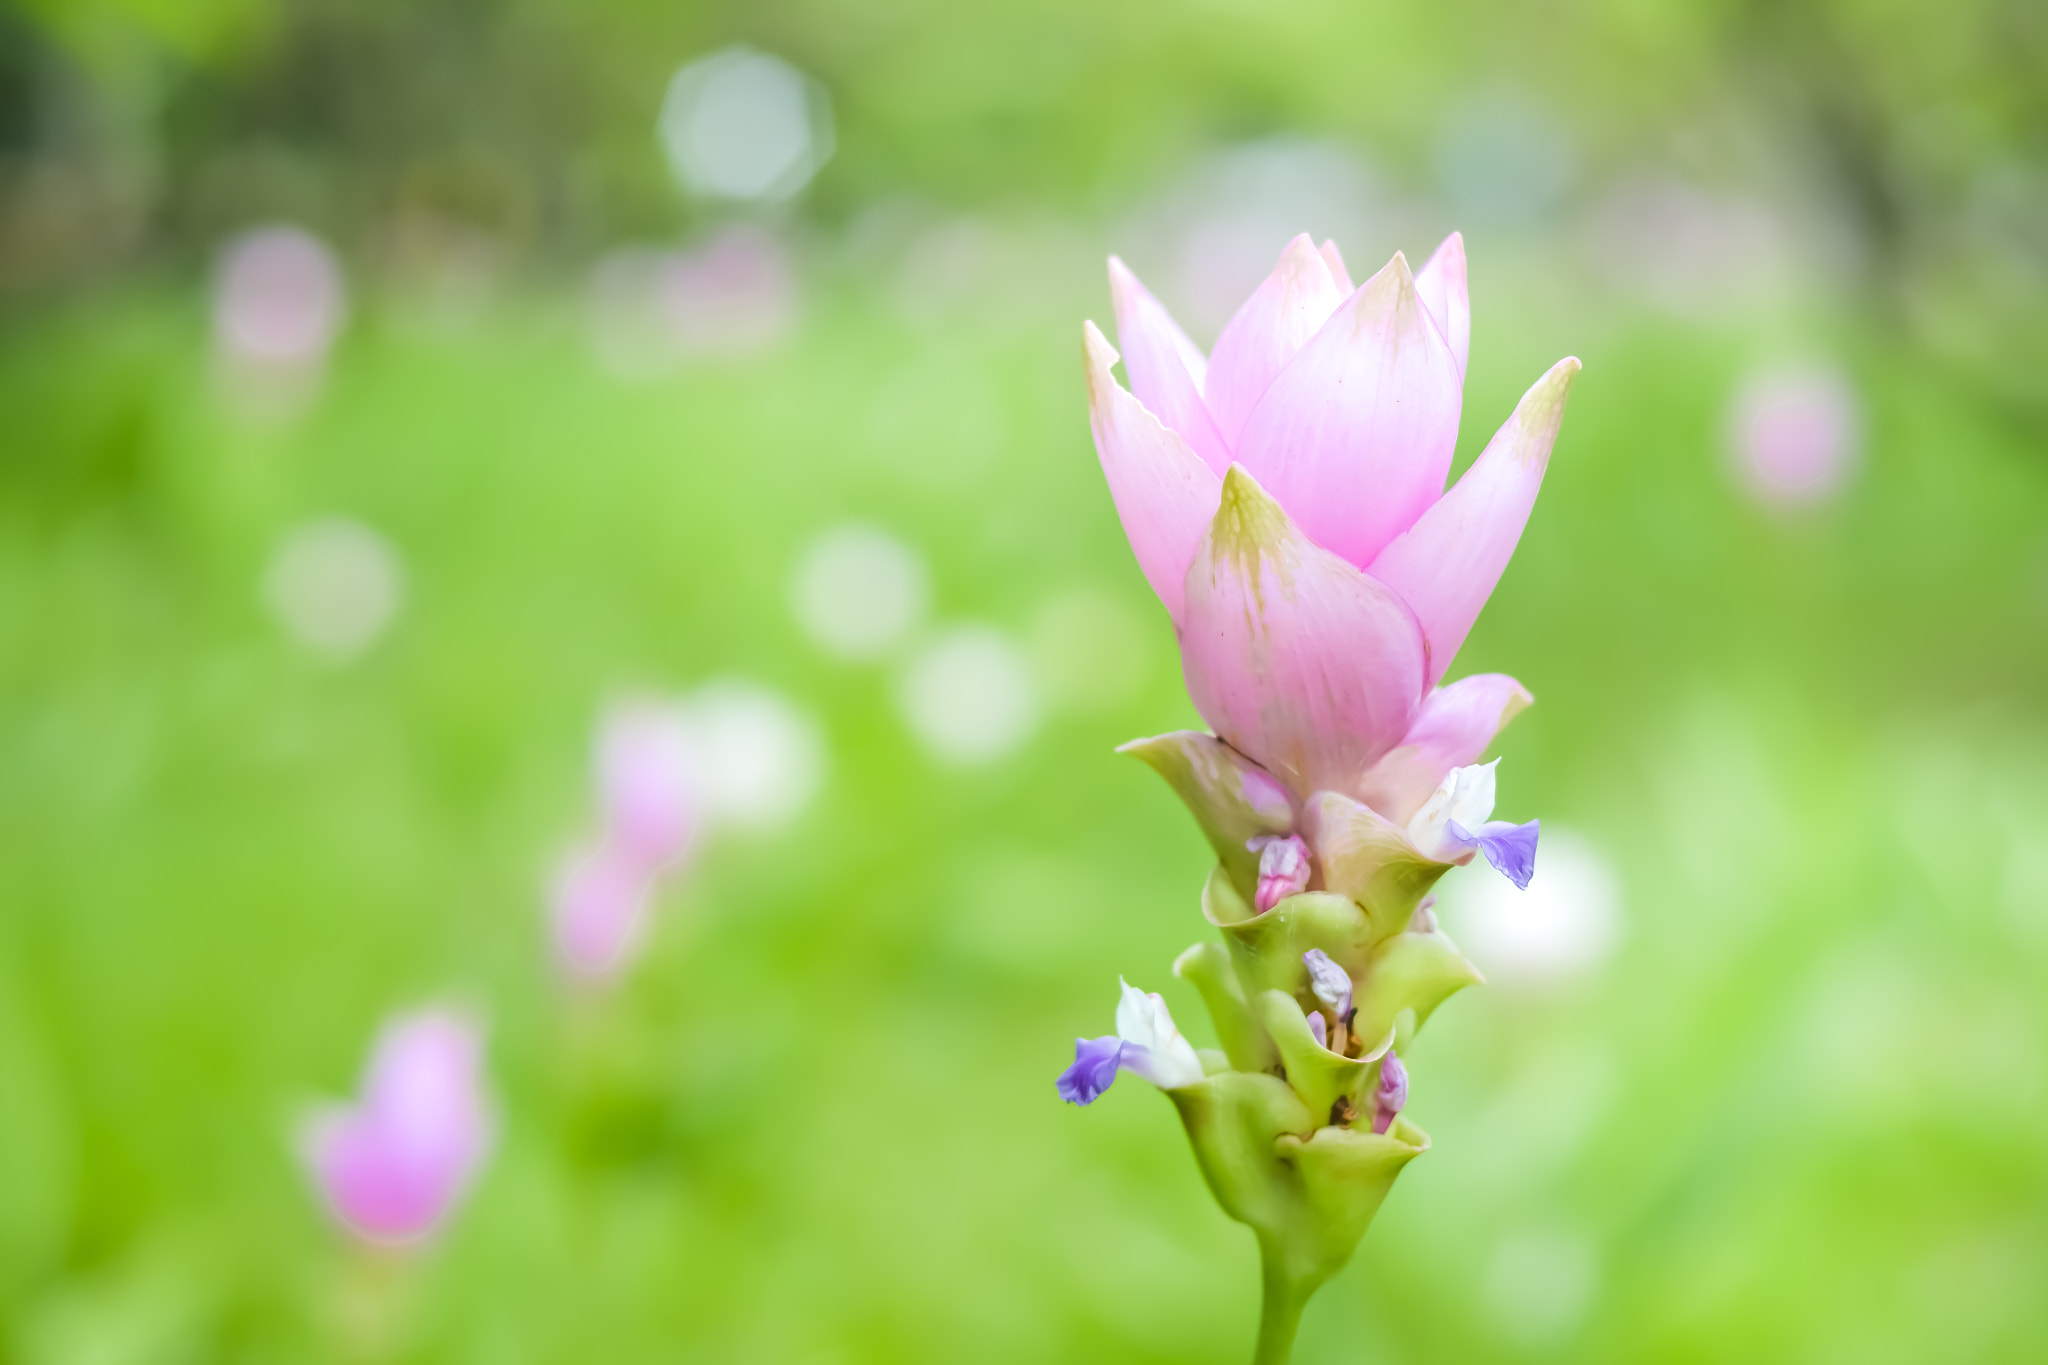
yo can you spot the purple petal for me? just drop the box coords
[1083,322,1223,622]
[1368,358,1580,686]
[1179,466,1429,800]
[1448,817,1540,890]
[1108,257,1232,476]
[1232,251,1464,571]
[1307,1011,1328,1049]
[1057,1035,1126,1106]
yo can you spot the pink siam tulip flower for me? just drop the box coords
[1090,233,1576,885]
[303,1010,492,1245]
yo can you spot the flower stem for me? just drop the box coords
[1252,1237,1311,1365]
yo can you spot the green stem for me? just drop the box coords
[1252,1237,1312,1365]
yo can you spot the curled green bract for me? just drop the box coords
[1161,857,1478,1363]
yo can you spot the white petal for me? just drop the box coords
[1114,978,1205,1089]
[1406,759,1500,859]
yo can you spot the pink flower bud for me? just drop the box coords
[1247,833,1311,913]
[303,1010,491,1245]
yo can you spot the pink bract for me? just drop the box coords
[1087,233,1578,813]
[303,1010,491,1245]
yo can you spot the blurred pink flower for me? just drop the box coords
[213,226,346,368]
[551,842,654,977]
[1727,364,1860,509]
[587,228,797,376]
[1088,233,1577,819]
[595,700,698,870]
[659,227,798,355]
[303,1010,491,1245]
[548,699,696,980]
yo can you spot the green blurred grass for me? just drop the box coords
[2,248,2047,1364]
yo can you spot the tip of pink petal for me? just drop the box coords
[1211,464,1292,557]
[1081,319,1121,394]
[1525,356,1583,414]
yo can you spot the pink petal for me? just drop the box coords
[1355,674,1534,824]
[1369,357,1581,686]
[1318,240,1354,294]
[551,843,653,977]
[1203,234,1346,450]
[1179,466,1428,800]
[1414,232,1470,377]
[1108,257,1232,476]
[1083,321,1223,621]
[306,1011,491,1244]
[1233,251,1464,570]
[596,701,697,871]
[362,1012,489,1151]
[308,1109,466,1243]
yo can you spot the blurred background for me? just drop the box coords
[3,0,2048,1359]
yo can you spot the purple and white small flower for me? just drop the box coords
[1302,948,1353,1020]
[1057,978,1206,1105]
[1246,833,1312,913]
[1405,759,1539,889]
[1371,1050,1408,1135]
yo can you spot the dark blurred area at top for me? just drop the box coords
[3,0,2047,418]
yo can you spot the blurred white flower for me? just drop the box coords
[659,47,834,203]
[678,679,826,830]
[790,523,930,660]
[214,226,346,368]
[263,518,404,660]
[1441,826,1621,987]
[898,625,1039,765]
[1727,363,1862,509]
[1484,1223,1600,1345]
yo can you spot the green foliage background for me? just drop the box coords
[2,0,2047,1360]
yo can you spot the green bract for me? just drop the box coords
[1138,744,1485,1364]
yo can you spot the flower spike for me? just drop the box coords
[1070,231,1577,1364]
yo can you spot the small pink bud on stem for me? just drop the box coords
[1371,1051,1408,1135]
[1247,833,1311,913]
